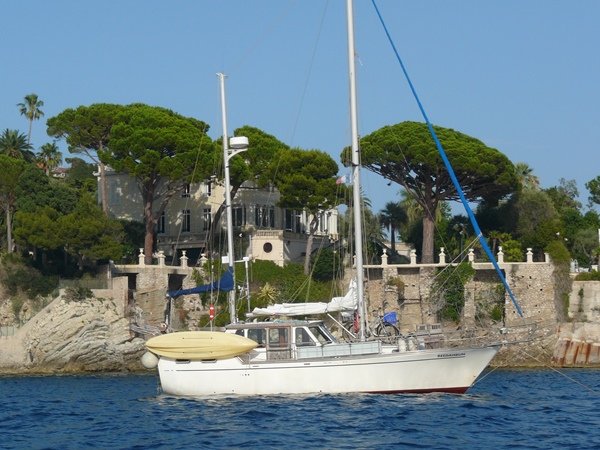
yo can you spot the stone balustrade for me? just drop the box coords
[374,246,549,268]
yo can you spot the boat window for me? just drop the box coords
[295,328,316,347]
[248,328,265,347]
[268,327,289,348]
[235,329,245,337]
[308,326,333,345]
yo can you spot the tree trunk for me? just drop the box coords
[213,185,239,235]
[99,162,109,215]
[5,207,13,253]
[143,191,155,265]
[421,216,435,263]
[303,217,319,275]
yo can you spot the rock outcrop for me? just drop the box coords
[0,294,146,374]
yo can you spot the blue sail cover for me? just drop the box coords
[167,267,234,298]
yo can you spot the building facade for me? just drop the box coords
[101,167,339,266]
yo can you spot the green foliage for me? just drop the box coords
[63,285,94,302]
[574,271,600,281]
[18,93,44,145]
[545,178,581,213]
[311,247,343,282]
[0,129,34,160]
[65,157,96,192]
[0,254,58,298]
[58,194,125,265]
[586,175,600,207]
[379,201,407,257]
[386,276,405,290]
[490,304,503,322]
[105,104,213,182]
[37,142,62,175]
[351,121,518,204]
[340,199,385,265]
[47,103,124,157]
[350,121,517,263]
[11,295,25,318]
[14,206,62,250]
[0,155,29,252]
[250,260,340,304]
[431,262,475,322]
[16,165,78,214]
[230,125,289,188]
[502,239,524,262]
[119,220,145,263]
[514,162,540,190]
[545,240,571,264]
[101,104,216,259]
[475,199,516,236]
[515,189,561,250]
[475,284,505,323]
[571,228,600,267]
[275,148,340,211]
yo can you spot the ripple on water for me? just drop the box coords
[0,370,599,449]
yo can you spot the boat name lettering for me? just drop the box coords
[437,352,465,358]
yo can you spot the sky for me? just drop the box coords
[2,0,599,214]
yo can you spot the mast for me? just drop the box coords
[218,72,237,324]
[346,0,367,340]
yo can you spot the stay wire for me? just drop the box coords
[517,348,598,395]
[370,0,523,317]
[169,122,212,266]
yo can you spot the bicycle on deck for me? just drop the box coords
[367,304,401,342]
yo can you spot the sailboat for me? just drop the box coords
[141,0,505,396]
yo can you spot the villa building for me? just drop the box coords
[100,167,340,266]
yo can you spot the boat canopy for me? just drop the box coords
[167,267,234,298]
[249,279,358,317]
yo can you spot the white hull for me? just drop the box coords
[156,345,498,396]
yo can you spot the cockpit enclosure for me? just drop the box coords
[228,320,380,361]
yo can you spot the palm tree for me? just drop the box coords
[37,142,63,175]
[379,201,407,254]
[514,162,540,191]
[17,93,44,144]
[0,129,35,161]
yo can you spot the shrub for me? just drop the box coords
[63,286,94,302]
[311,247,343,282]
[574,271,600,281]
[545,240,571,264]
[0,254,58,298]
[431,262,475,322]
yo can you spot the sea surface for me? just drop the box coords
[0,369,598,449]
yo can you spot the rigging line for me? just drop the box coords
[169,122,212,265]
[471,364,502,387]
[517,348,598,395]
[370,0,523,317]
[259,1,330,219]
[224,0,298,74]
[288,0,330,146]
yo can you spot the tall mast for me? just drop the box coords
[218,72,237,324]
[346,0,367,340]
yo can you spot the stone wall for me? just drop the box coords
[4,252,598,374]
[365,255,564,366]
[568,281,600,322]
[552,282,600,366]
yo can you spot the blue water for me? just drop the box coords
[0,370,598,449]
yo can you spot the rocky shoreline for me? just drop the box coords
[2,283,600,375]
[0,294,147,375]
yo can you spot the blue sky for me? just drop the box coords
[2,0,599,213]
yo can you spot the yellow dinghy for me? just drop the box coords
[146,331,258,360]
